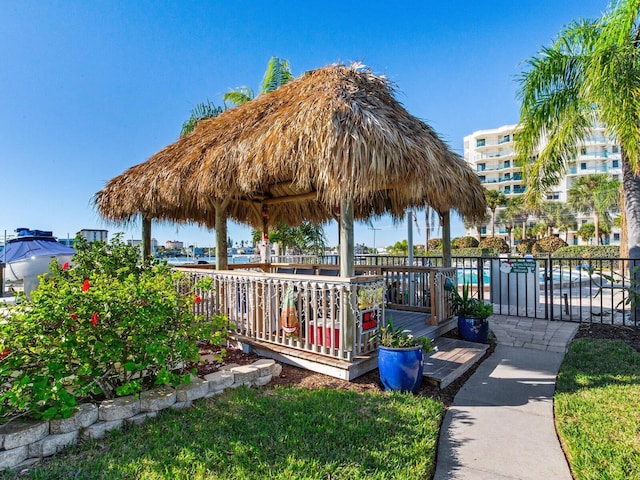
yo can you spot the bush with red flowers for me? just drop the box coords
[0,235,228,422]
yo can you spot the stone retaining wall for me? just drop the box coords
[0,359,282,471]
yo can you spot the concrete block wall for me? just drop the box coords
[0,359,282,471]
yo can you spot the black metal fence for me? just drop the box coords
[344,254,639,326]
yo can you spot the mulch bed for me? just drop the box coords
[195,328,496,407]
[196,323,640,407]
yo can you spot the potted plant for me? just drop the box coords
[371,319,434,393]
[451,283,493,343]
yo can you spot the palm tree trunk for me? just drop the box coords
[622,152,640,323]
[593,209,600,245]
[491,209,496,236]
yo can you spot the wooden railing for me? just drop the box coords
[176,264,455,362]
[373,266,456,325]
[177,268,385,362]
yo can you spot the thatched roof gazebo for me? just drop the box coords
[96,63,486,271]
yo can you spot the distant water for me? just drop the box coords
[162,255,256,266]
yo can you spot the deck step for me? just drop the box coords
[423,337,489,389]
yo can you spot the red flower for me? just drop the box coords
[82,280,90,292]
[71,313,78,320]
[194,295,202,304]
[91,312,98,328]
[62,262,69,271]
[0,348,10,359]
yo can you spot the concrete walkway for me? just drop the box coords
[434,315,579,480]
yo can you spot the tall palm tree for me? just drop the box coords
[515,0,640,316]
[224,57,294,107]
[567,174,620,244]
[485,189,506,236]
[541,201,577,240]
[463,211,490,242]
[497,197,527,247]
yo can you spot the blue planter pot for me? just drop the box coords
[458,315,490,344]
[378,346,423,393]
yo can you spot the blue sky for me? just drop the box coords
[1,1,608,249]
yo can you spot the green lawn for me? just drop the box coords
[555,338,640,480]
[6,386,444,480]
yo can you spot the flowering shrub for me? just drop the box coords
[0,235,228,421]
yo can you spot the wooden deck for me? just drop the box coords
[423,337,489,388]
[234,309,489,386]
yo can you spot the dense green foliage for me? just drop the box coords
[453,248,498,257]
[552,245,620,259]
[478,236,510,253]
[532,235,567,254]
[452,236,479,249]
[516,238,536,254]
[1,387,445,479]
[0,236,228,422]
[556,339,640,478]
[427,238,443,251]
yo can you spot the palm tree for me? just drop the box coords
[541,201,577,240]
[567,174,620,244]
[516,0,640,316]
[497,197,528,247]
[180,100,223,137]
[463,211,490,242]
[224,57,294,107]
[485,189,506,236]
[251,221,326,257]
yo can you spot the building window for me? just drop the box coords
[513,172,522,180]
[480,227,486,234]
[580,147,587,155]
[476,139,485,147]
[503,160,510,168]
[580,162,587,170]
[612,145,619,153]
[546,193,559,200]
[499,135,510,144]
[479,175,486,183]
[614,233,620,241]
[477,163,486,171]
[612,159,619,168]
[504,186,511,194]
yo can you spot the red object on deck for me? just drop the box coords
[308,322,340,347]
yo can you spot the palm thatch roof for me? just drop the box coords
[95,63,486,228]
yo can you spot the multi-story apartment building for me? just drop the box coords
[165,240,184,250]
[463,123,622,246]
[78,229,108,243]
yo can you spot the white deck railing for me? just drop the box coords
[177,268,385,362]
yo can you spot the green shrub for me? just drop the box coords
[516,238,536,254]
[0,235,228,422]
[552,245,620,259]
[478,237,509,253]
[427,238,442,252]
[452,248,497,257]
[452,236,479,249]
[532,236,567,254]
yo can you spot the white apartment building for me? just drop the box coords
[78,229,108,243]
[165,240,184,250]
[463,123,622,246]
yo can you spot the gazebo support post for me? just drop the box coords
[260,213,270,265]
[339,198,355,277]
[339,198,355,355]
[214,201,228,270]
[441,210,451,267]
[141,217,152,260]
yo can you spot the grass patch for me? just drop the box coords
[7,386,444,479]
[555,338,640,479]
